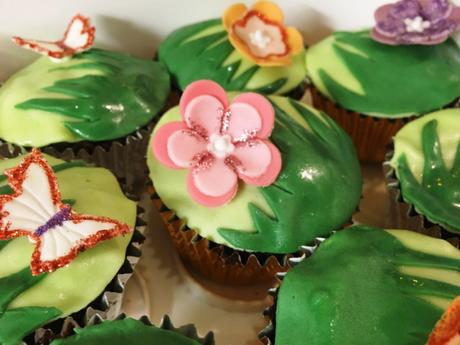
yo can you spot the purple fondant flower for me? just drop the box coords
[372,0,460,45]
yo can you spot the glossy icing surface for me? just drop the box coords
[50,318,200,345]
[391,109,460,233]
[306,30,460,117]
[158,19,307,95]
[148,96,362,253]
[275,226,460,345]
[0,155,136,345]
[0,49,170,146]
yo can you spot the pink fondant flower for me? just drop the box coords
[152,80,282,207]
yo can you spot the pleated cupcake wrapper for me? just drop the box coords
[259,238,326,345]
[383,147,459,248]
[310,86,411,162]
[33,313,214,345]
[150,186,296,285]
[0,144,147,344]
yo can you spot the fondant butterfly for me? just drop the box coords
[0,149,131,276]
[12,14,95,60]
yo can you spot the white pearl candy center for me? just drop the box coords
[404,16,431,33]
[207,134,235,159]
[249,30,272,49]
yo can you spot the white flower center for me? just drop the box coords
[404,16,431,33]
[249,30,272,49]
[207,134,235,159]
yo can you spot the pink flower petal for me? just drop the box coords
[183,94,226,138]
[371,28,399,45]
[180,80,228,137]
[188,159,238,206]
[167,129,207,168]
[152,122,188,169]
[234,140,282,186]
[180,80,228,116]
[228,93,275,140]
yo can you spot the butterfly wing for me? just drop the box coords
[0,151,60,239]
[11,14,94,59]
[31,215,131,275]
[62,14,95,51]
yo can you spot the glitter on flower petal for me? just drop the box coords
[371,0,460,45]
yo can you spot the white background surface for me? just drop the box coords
[0,0,394,79]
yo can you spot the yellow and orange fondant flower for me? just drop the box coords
[223,1,304,66]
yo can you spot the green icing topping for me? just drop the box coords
[50,318,201,345]
[158,19,307,95]
[391,110,460,233]
[0,49,170,146]
[0,266,60,345]
[0,155,136,344]
[306,30,460,117]
[275,226,460,345]
[148,96,361,253]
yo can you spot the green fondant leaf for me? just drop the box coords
[158,19,305,95]
[319,31,460,116]
[397,120,460,232]
[0,240,11,251]
[0,254,62,344]
[0,267,46,313]
[274,226,460,345]
[0,307,61,345]
[219,100,362,253]
[50,318,201,345]
[16,49,170,141]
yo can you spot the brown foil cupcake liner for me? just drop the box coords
[259,239,325,345]
[383,147,459,248]
[33,313,214,345]
[0,143,147,344]
[310,86,411,162]
[149,185,295,285]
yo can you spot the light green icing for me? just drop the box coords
[0,155,135,319]
[50,318,201,345]
[390,109,460,232]
[275,225,460,345]
[147,96,362,253]
[147,105,273,245]
[306,30,460,117]
[0,49,170,146]
[0,58,97,146]
[158,19,307,95]
[306,35,365,98]
[391,109,460,182]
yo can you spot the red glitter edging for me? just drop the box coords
[12,14,95,59]
[231,10,291,60]
[0,148,132,276]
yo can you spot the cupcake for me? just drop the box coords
[0,149,139,345]
[385,108,460,246]
[158,1,307,97]
[306,0,460,161]
[0,14,170,175]
[42,314,214,345]
[261,225,460,345]
[147,80,362,284]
